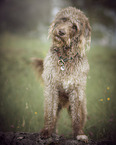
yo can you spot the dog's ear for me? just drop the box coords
[48,21,55,39]
[72,18,91,57]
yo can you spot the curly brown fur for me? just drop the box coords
[34,7,91,142]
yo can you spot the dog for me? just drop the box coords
[32,7,91,142]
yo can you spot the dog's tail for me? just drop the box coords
[31,58,43,77]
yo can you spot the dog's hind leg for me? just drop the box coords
[69,88,88,143]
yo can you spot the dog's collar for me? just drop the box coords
[58,53,79,71]
[54,47,80,71]
[58,52,79,63]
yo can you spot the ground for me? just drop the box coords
[0,132,114,145]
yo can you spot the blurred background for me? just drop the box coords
[0,0,116,142]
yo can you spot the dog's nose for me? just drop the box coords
[58,29,66,36]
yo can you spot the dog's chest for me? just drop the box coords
[62,77,74,90]
[57,73,76,91]
[56,65,79,90]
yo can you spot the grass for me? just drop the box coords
[0,32,116,141]
[86,46,116,141]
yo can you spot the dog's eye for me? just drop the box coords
[72,25,77,31]
[61,17,68,22]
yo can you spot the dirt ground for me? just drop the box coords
[0,132,114,145]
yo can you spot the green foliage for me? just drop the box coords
[0,33,116,141]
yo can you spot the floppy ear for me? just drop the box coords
[48,21,55,39]
[71,18,91,57]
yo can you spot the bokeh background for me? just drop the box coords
[0,0,116,142]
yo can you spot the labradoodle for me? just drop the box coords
[32,7,91,142]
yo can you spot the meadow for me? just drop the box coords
[0,32,116,141]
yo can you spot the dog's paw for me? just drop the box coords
[76,135,88,143]
[40,128,52,139]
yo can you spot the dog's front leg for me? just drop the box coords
[69,88,88,143]
[40,85,59,138]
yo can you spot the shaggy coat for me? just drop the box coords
[33,7,91,142]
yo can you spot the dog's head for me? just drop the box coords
[48,7,91,56]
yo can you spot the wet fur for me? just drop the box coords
[33,7,91,142]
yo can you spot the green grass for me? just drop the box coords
[86,46,116,141]
[0,32,116,141]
